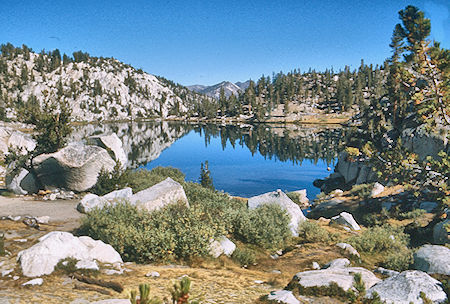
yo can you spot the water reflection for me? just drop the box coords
[73,121,348,197]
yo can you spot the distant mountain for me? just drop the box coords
[235,80,251,91]
[188,80,248,99]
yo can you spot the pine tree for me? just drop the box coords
[199,161,214,190]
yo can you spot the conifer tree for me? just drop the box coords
[199,161,214,190]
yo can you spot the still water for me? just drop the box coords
[74,122,347,199]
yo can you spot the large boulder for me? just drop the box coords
[87,133,128,168]
[330,212,360,231]
[248,189,306,236]
[402,124,449,161]
[18,231,122,277]
[6,168,39,195]
[77,188,133,213]
[433,219,449,245]
[366,270,447,304]
[33,143,116,192]
[129,177,188,212]
[289,267,381,292]
[335,151,377,185]
[413,245,450,275]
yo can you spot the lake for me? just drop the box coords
[73,122,348,199]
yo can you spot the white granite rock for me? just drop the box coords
[267,290,300,304]
[18,231,122,277]
[208,236,236,258]
[291,267,381,291]
[366,270,447,304]
[324,258,350,269]
[22,278,43,286]
[330,212,360,231]
[130,177,188,212]
[371,182,385,197]
[413,245,450,275]
[77,188,133,213]
[33,143,116,192]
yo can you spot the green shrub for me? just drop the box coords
[348,224,410,254]
[79,202,218,263]
[297,221,333,244]
[348,183,373,199]
[233,204,292,250]
[231,247,256,267]
[184,182,244,235]
[398,209,426,220]
[380,249,413,271]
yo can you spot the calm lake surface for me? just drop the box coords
[74,122,348,199]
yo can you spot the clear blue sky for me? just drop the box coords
[1,0,449,86]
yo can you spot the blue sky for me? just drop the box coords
[1,0,449,86]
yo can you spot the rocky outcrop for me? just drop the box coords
[6,168,39,195]
[289,267,380,292]
[402,124,449,161]
[129,177,188,212]
[335,151,377,185]
[208,236,236,258]
[87,133,128,169]
[77,188,133,213]
[33,143,116,192]
[413,245,450,275]
[18,231,122,277]
[433,219,449,245]
[330,212,360,231]
[366,270,447,304]
[248,189,306,236]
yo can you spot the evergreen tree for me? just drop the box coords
[199,161,214,190]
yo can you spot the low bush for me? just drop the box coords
[398,209,426,220]
[79,202,218,263]
[380,249,413,271]
[297,221,335,244]
[231,247,257,267]
[348,225,409,254]
[184,182,245,235]
[233,204,292,250]
[348,183,373,199]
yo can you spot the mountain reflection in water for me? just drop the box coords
[73,121,348,198]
